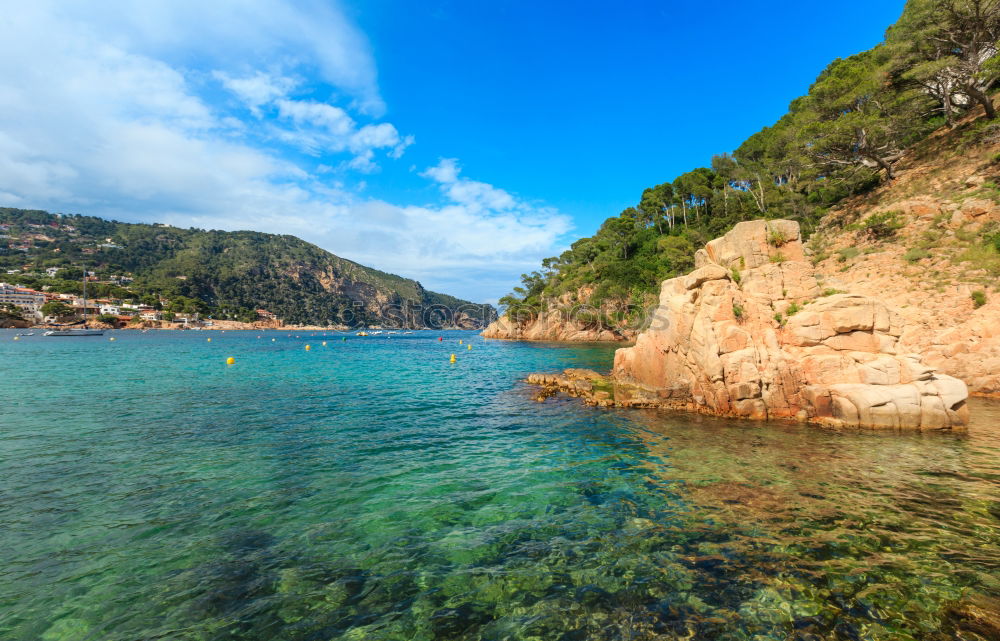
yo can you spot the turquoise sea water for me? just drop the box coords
[1,328,1000,641]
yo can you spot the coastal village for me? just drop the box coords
[0,275,281,330]
[1,219,211,328]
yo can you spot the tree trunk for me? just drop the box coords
[749,174,766,214]
[871,155,897,181]
[967,86,997,119]
[943,89,956,128]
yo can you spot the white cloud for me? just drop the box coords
[351,123,403,151]
[214,76,409,168]
[389,135,416,159]
[345,150,379,173]
[276,99,355,136]
[330,160,573,297]
[46,0,386,116]
[421,158,462,184]
[214,71,296,115]
[0,1,572,302]
[421,158,518,213]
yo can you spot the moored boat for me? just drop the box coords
[44,328,105,336]
[44,269,104,337]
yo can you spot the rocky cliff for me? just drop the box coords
[482,287,639,341]
[510,117,1000,400]
[530,220,969,430]
[806,127,1000,396]
[481,314,629,341]
[481,307,633,343]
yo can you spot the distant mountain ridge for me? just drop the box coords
[0,207,496,328]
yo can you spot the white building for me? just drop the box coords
[100,304,122,316]
[45,267,60,278]
[0,283,45,316]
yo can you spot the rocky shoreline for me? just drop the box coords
[481,304,637,342]
[526,220,969,430]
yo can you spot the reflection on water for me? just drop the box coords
[0,330,999,640]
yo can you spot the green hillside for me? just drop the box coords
[501,0,999,318]
[0,208,495,328]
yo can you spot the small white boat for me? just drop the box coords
[44,329,104,337]
[16,332,35,336]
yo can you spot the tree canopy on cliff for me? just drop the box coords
[501,0,1000,314]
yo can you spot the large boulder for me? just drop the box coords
[610,220,968,429]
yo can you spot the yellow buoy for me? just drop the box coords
[450,353,456,363]
[322,341,327,346]
[467,344,472,350]
[459,339,463,345]
[226,357,235,365]
[13,336,19,341]
[271,338,276,342]
[207,337,212,342]
[305,344,311,351]
[110,337,116,342]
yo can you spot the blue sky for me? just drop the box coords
[0,1,905,303]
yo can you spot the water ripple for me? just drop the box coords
[1,329,999,640]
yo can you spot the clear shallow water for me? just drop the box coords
[1,329,999,641]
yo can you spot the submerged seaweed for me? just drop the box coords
[1,331,999,641]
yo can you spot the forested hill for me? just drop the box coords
[0,208,496,328]
[501,0,999,316]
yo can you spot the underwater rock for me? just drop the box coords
[944,595,1000,640]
